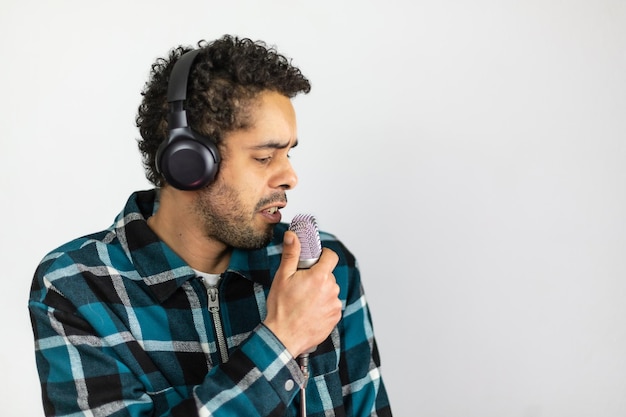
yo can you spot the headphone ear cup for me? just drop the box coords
[156,128,220,190]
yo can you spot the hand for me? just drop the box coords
[263,230,342,358]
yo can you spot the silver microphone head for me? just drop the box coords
[289,213,322,269]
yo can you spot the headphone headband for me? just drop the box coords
[167,49,201,103]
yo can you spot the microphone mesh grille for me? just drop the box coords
[289,214,322,260]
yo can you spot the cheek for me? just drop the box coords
[215,164,265,204]
[221,158,266,186]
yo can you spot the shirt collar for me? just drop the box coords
[115,189,282,302]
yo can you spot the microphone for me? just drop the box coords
[288,213,322,417]
[289,213,322,269]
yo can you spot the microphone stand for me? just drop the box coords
[298,353,310,417]
[298,344,316,416]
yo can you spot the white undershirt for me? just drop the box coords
[193,269,222,286]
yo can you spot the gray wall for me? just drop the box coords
[2,1,625,415]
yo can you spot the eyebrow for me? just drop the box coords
[250,139,299,150]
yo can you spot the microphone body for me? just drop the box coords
[288,213,323,416]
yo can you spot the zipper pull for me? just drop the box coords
[207,286,219,312]
[198,277,229,363]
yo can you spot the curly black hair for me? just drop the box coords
[136,35,311,186]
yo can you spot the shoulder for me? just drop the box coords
[31,189,158,296]
[36,229,115,273]
[31,229,118,293]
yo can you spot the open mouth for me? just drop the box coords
[260,205,283,223]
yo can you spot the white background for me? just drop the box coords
[1,1,625,416]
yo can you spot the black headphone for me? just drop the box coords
[155,49,221,190]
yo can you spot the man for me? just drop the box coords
[29,35,392,416]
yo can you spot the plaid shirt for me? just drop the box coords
[29,190,392,417]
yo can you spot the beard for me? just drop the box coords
[193,181,286,250]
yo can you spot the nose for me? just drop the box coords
[273,157,298,190]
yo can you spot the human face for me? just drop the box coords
[193,91,299,249]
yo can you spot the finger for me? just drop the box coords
[276,230,301,278]
[313,248,339,273]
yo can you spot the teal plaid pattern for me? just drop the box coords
[29,189,392,416]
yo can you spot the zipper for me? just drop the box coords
[203,282,229,364]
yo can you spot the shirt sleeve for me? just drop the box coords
[175,325,305,416]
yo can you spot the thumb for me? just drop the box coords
[277,230,301,278]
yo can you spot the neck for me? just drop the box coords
[147,187,232,274]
